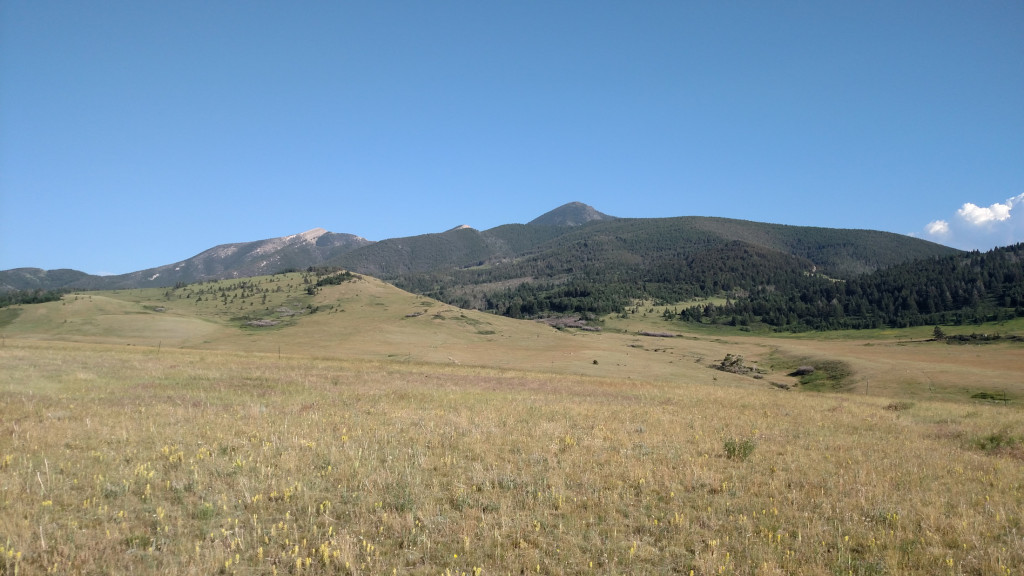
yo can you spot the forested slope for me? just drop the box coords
[380,216,959,320]
[675,243,1024,330]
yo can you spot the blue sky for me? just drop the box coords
[2,1,1022,275]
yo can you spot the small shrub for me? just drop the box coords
[794,359,852,391]
[971,391,1009,403]
[884,401,914,411]
[717,354,754,375]
[723,437,756,461]
[973,429,1019,452]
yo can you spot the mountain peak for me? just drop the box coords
[288,228,328,243]
[528,202,616,227]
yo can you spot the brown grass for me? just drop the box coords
[1,340,1021,575]
[4,276,1022,406]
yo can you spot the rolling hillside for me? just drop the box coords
[3,269,1022,402]
[3,268,1021,576]
[0,270,754,383]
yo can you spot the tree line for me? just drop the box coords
[675,243,1024,330]
[0,289,64,308]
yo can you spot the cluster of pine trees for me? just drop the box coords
[482,280,633,319]
[677,244,1024,330]
[0,289,64,308]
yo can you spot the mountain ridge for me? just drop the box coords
[0,229,371,292]
[380,213,961,318]
[2,202,958,295]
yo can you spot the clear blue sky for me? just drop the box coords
[2,1,1022,275]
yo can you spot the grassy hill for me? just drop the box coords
[0,271,737,383]
[1,273,1022,573]
[1,318,1021,574]
[3,270,1022,402]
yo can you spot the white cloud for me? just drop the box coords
[957,202,1010,226]
[925,220,949,235]
[922,193,1024,250]
[956,193,1024,226]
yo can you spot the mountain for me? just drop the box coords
[324,202,615,278]
[0,268,95,292]
[2,203,960,316]
[329,204,957,286]
[371,214,960,316]
[1,228,372,292]
[10,201,1018,332]
[102,228,372,290]
[327,226,495,278]
[528,201,616,226]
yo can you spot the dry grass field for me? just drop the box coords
[1,273,1022,574]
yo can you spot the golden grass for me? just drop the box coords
[1,274,747,383]
[1,340,1021,575]
[3,272,1023,405]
